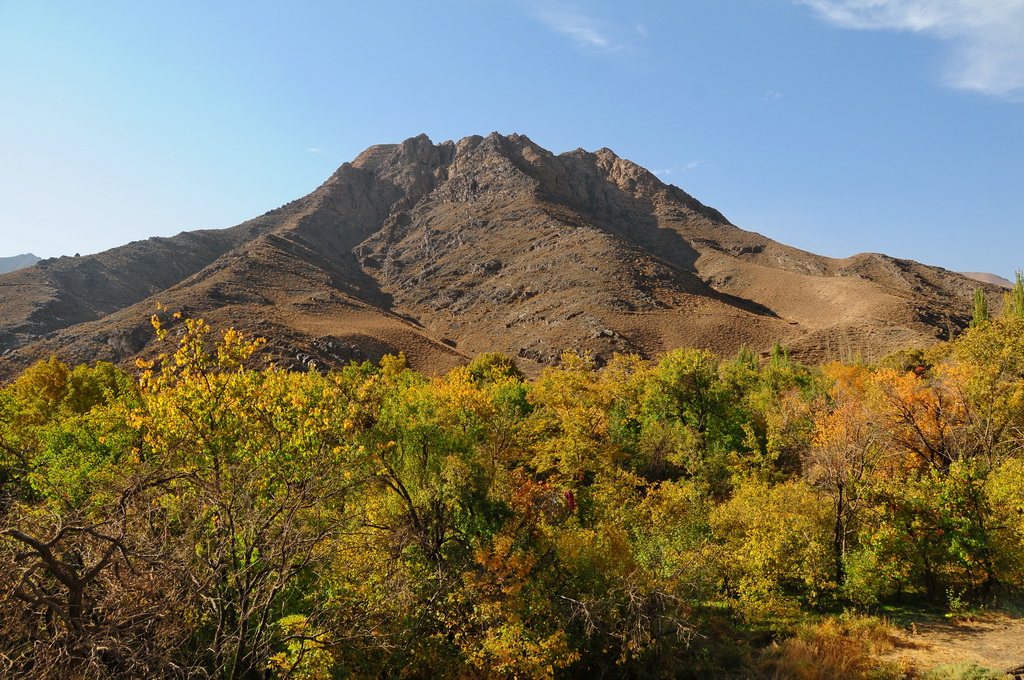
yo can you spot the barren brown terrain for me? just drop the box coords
[882,614,1024,676]
[0,133,1000,380]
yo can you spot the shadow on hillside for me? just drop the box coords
[513,149,780,319]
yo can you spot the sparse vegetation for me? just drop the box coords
[923,661,1012,680]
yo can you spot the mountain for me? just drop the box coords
[0,253,41,275]
[0,133,999,381]
[961,272,1014,289]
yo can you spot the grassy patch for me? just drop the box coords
[751,613,907,680]
[922,661,1012,680]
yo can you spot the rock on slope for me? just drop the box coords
[0,133,997,380]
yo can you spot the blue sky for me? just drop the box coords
[1,0,1021,279]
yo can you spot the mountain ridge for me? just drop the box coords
[0,253,42,275]
[0,132,999,380]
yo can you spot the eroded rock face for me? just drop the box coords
[0,132,994,380]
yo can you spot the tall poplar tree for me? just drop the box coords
[1007,270,1024,319]
[972,289,989,327]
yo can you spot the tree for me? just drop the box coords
[710,477,834,621]
[947,317,1024,468]
[806,364,885,587]
[1004,270,1024,319]
[1,468,195,679]
[467,352,525,384]
[1,316,372,679]
[136,318,362,680]
[972,288,989,327]
[635,349,739,493]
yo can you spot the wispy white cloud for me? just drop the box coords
[526,2,646,53]
[531,4,616,50]
[307,147,326,154]
[652,161,703,176]
[798,0,1024,98]
[761,90,784,101]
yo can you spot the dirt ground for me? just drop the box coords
[880,613,1024,675]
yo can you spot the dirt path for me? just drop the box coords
[880,614,1024,675]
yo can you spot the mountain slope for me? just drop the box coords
[0,133,998,380]
[0,253,41,275]
[961,272,1013,288]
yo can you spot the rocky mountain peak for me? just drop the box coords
[0,133,998,381]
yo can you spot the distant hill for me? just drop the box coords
[0,133,999,381]
[0,253,41,275]
[960,272,1014,288]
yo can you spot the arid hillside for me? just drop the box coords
[0,133,999,379]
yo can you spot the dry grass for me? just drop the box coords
[753,614,908,680]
